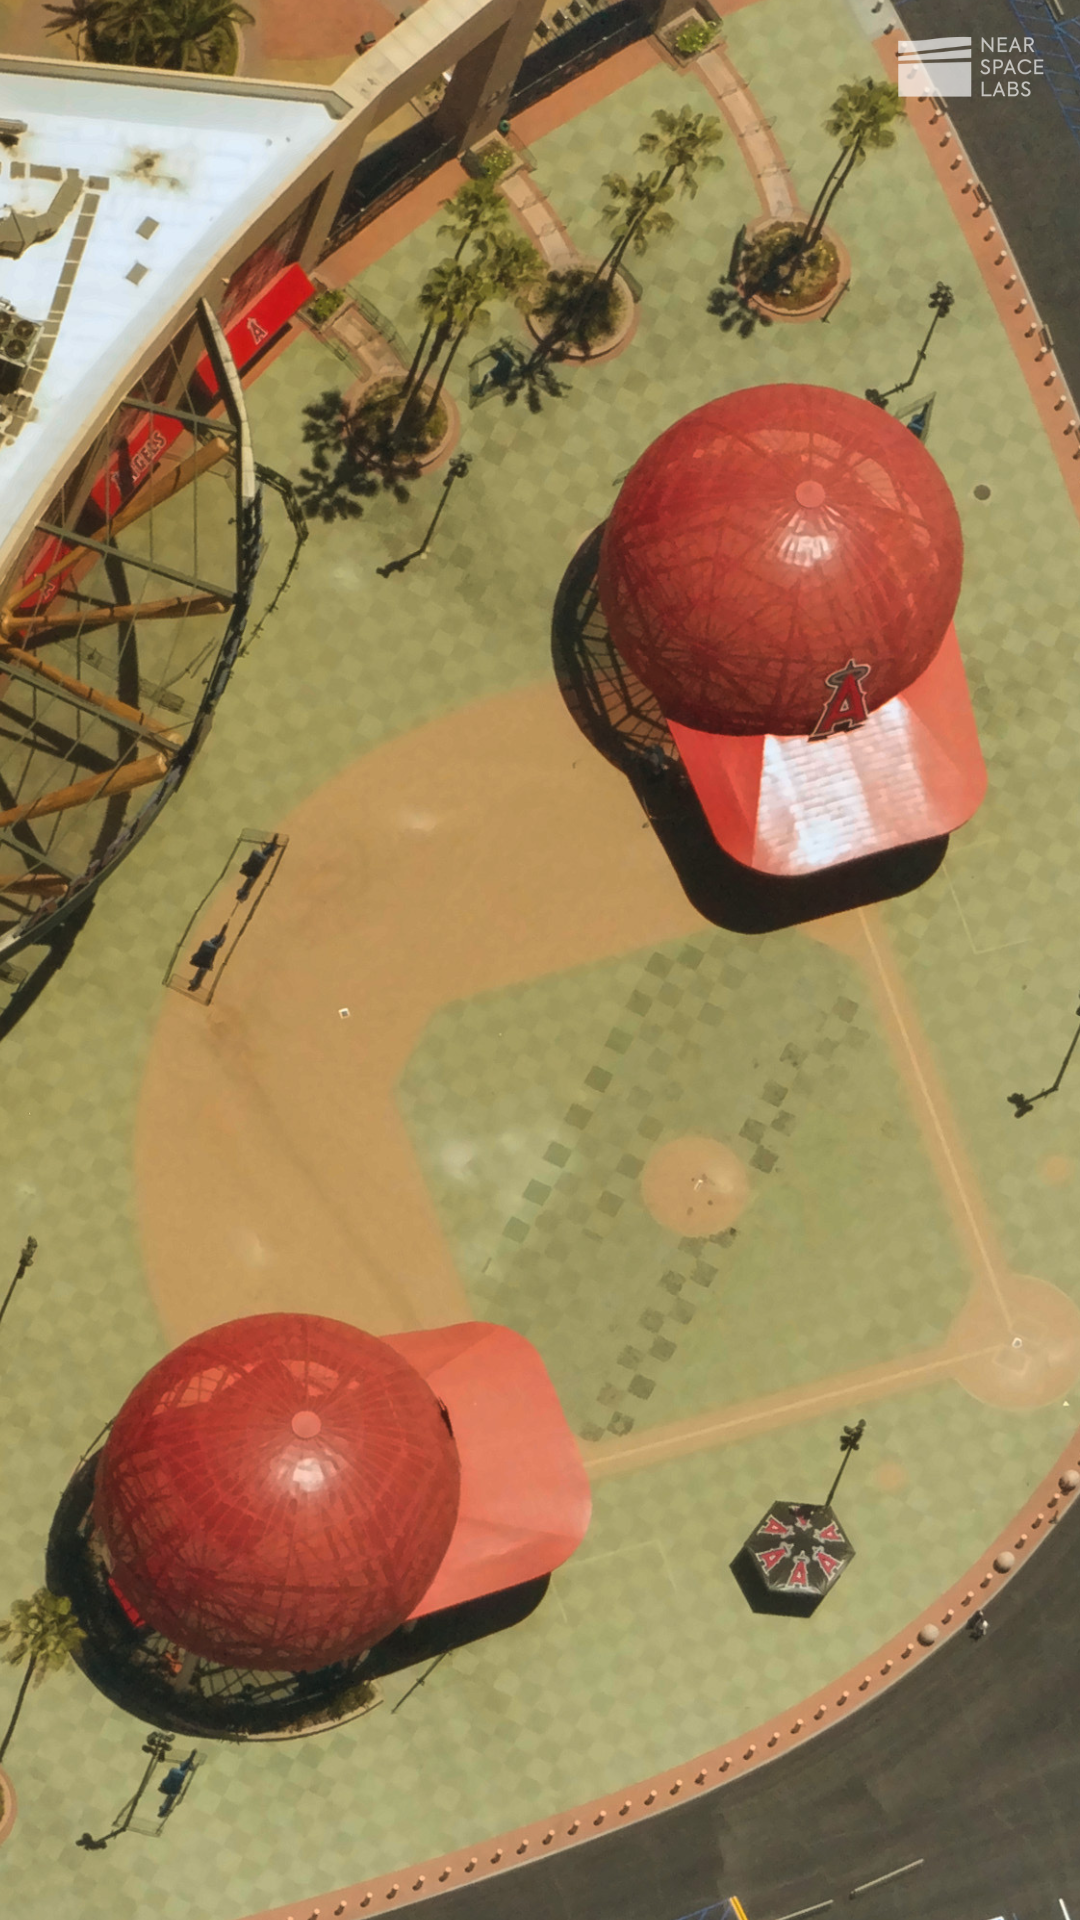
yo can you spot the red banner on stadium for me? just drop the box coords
[16,261,313,611]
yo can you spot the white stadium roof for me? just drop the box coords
[0,63,342,560]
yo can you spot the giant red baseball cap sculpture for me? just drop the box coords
[95,1312,589,1671]
[598,384,985,874]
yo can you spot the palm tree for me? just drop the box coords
[43,0,253,72]
[437,176,512,264]
[392,259,484,445]
[521,107,721,385]
[799,77,903,253]
[637,105,724,199]
[422,232,540,424]
[392,171,513,422]
[597,170,676,282]
[0,1588,85,1764]
[379,179,514,449]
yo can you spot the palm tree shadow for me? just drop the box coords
[551,525,948,936]
[706,278,774,339]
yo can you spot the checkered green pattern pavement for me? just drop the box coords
[2,3,1080,1917]
[398,929,967,1441]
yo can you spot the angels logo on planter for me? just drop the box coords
[743,1500,855,1602]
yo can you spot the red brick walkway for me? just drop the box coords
[319,39,662,284]
[874,32,1080,522]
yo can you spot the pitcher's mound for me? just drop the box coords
[640,1136,749,1235]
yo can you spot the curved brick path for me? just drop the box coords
[693,42,798,218]
[497,35,802,271]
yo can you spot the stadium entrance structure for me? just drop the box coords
[0,299,267,959]
[595,384,986,879]
[47,1313,590,1740]
[2,0,671,966]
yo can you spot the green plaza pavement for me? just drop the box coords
[3,3,1080,1917]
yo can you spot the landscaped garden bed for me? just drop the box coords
[739,216,844,320]
[660,8,722,62]
[525,265,636,361]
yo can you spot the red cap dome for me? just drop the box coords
[597,385,964,736]
[93,1313,461,1670]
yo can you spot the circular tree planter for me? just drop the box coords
[0,1767,17,1847]
[415,388,462,472]
[342,374,462,473]
[81,22,241,71]
[525,268,637,365]
[739,214,850,324]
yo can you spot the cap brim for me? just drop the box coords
[667,624,986,877]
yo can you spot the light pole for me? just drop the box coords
[391,1651,450,1713]
[825,1418,866,1508]
[866,282,955,410]
[0,1236,37,1336]
[376,454,471,578]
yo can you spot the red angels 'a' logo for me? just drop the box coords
[809,659,871,741]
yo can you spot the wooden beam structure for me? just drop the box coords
[0,638,181,745]
[2,438,232,627]
[9,592,228,637]
[0,751,170,830]
[0,872,68,897]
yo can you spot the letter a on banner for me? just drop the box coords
[809,659,871,740]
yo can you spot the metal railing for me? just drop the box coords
[510,0,650,115]
[324,119,459,258]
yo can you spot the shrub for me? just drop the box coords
[479,144,517,182]
[674,17,718,56]
[43,0,251,72]
[304,287,346,328]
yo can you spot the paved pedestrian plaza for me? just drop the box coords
[2,3,1080,1917]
